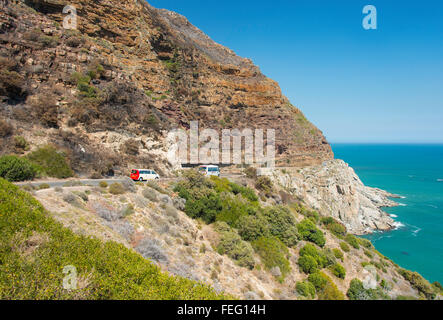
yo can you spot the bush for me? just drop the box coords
[184,190,222,224]
[331,263,346,279]
[321,217,347,238]
[347,279,368,300]
[0,155,36,181]
[26,145,73,179]
[345,234,360,249]
[297,219,326,247]
[346,278,388,300]
[358,238,374,249]
[0,69,25,100]
[237,214,270,242]
[99,181,108,188]
[333,248,344,261]
[298,255,318,274]
[307,272,326,290]
[244,167,257,179]
[299,243,330,269]
[135,238,168,264]
[143,188,158,202]
[216,193,254,226]
[255,176,273,195]
[217,229,255,269]
[340,241,350,252]
[308,272,344,300]
[398,269,436,300]
[262,206,298,247]
[296,281,316,299]
[14,136,30,151]
[0,119,13,137]
[252,237,290,279]
[38,183,50,190]
[109,183,125,195]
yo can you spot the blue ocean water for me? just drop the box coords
[331,144,443,284]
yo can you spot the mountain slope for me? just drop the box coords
[0,177,228,299]
[0,0,332,177]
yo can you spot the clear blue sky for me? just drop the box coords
[148,0,443,143]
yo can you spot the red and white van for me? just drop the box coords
[130,169,160,181]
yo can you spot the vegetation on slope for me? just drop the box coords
[0,178,227,299]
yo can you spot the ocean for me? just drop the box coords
[331,144,443,284]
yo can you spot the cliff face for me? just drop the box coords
[271,160,398,235]
[0,0,333,177]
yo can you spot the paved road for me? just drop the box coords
[14,173,245,189]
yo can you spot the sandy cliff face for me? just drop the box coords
[271,160,398,235]
[0,0,332,176]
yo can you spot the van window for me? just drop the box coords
[209,167,219,172]
[199,167,207,172]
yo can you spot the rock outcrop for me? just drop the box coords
[272,160,399,234]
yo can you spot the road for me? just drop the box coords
[13,173,245,189]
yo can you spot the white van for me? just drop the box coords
[131,169,160,181]
[198,165,220,177]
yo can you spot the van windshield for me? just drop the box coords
[131,170,138,174]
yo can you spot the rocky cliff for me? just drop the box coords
[270,160,399,235]
[0,0,332,178]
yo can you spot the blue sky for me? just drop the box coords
[148,0,443,143]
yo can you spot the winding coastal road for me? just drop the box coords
[13,173,245,189]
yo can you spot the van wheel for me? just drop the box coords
[139,178,143,182]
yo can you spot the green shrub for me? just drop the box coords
[345,234,360,249]
[244,167,257,179]
[298,255,318,274]
[14,136,30,151]
[0,155,36,181]
[26,145,73,179]
[38,183,50,190]
[99,181,108,188]
[252,237,290,279]
[304,210,320,224]
[308,272,329,291]
[358,238,374,249]
[321,217,347,238]
[296,281,316,299]
[432,281,443,294]
[299,243,333,269]
[217,229,255,269]
[255,176,273,195]
[262,206,298,247]
[398,269,436,300]
[340,241,350,252]
[331,263,346,279]
[297,219,325,247]
[346,278,389,300]
[333,248,344,261]
[237,214,270,241]
[364,250,373,258]
[0,178,227,300]
[184,190,222,224]
[216,193,254,226]
[109,183,125,195]
[308,272,344,300]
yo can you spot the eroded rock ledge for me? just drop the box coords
[272,159,399,235]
